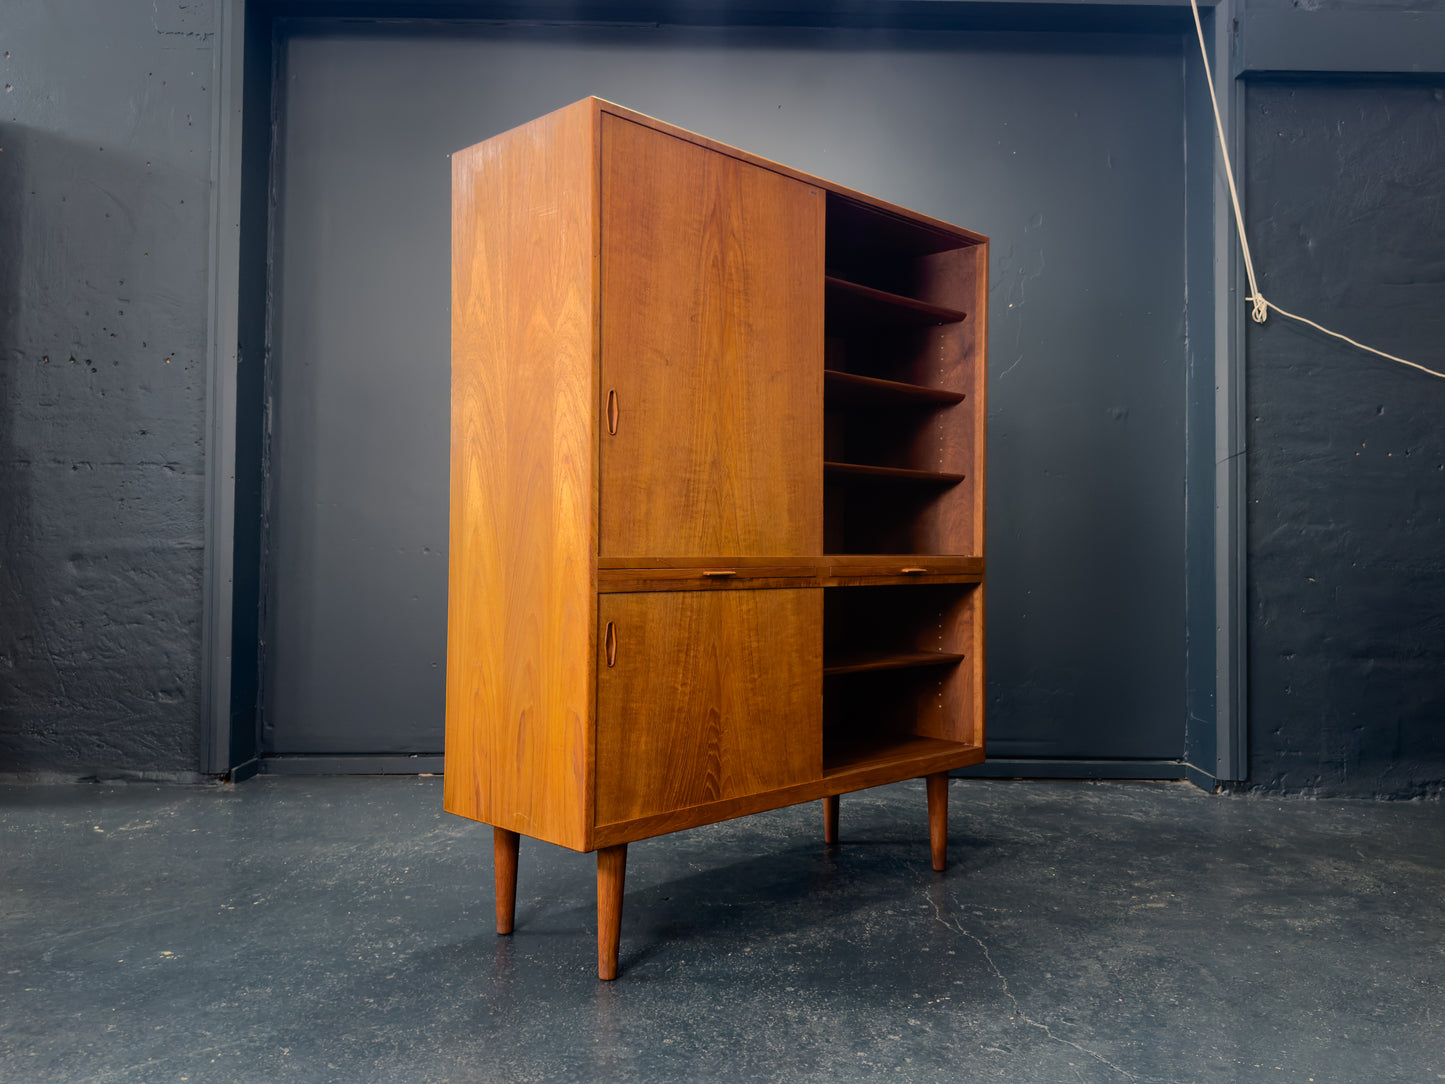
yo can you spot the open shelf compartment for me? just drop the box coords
[821,194,984,558]
[826,194,978,304]
[823,477,972,556]
[822,193,981,390]
[822,582,981,774]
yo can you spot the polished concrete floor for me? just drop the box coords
[1,776,1441,1083]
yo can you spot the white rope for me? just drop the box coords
[1188,0,1445,380]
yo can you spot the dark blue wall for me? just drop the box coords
[261,20,1191,766]
[1243,78,1445,798]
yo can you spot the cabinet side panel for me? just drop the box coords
[967,241,988,558]
[596,589,823,825]
[445,102,596,851]
[918,241,986,557]
[599,115,825,559]
[909,584,982,747]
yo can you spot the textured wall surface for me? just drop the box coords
[1244,80,1445,797]
[2,2,1441,795]
[0,0,215,775]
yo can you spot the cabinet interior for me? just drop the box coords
[822,583,980,774]
[822,194,983,557]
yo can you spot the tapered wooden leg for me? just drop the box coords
[493,827,520,935]
[597,843,628,981]
[926,773,948,872]
[823,794,840,844]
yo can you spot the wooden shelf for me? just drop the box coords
[824,650,965,676]
[824,369,965,407]
[824,461,966,485]
[825,275,968,326]
[824,732,980,776]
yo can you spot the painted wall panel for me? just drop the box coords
[1244,79,1445,798]
[263,22,1189,760]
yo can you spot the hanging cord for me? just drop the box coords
[1188,0,1445,381]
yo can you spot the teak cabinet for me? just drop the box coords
[446,98,988,980]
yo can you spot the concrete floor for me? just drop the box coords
[1,776,1441,1083]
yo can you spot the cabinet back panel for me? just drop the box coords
[599,115,825,558]
[825,194,977,309]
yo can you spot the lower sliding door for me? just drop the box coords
[595,588,823,826]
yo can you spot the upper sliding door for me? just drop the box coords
[597,114,824,560]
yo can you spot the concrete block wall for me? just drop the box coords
[0,0,215,776]
[1243,78,1445,798]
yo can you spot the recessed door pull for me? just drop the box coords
[605,621,616,667]
[900,567,929,575]
[606,390,619,435]
[701,570,737,577]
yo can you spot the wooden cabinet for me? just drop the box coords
[446,98,988,979]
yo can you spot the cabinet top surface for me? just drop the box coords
[458,96,988,248]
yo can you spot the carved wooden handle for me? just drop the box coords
[605,621,616,667]
[701,570,737,577]
[900,567,929,575]
[606,390,619,435]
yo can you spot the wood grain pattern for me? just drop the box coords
[819,189,982,558]
[966,242,989,557]
[597,565,811,593]
[926,773,948,872]
[919,583,982,748]
[824,369,966,407]
[956,584,986,750]
[597,844,627,981]
[825,574,981,588]
[494,827,520,935]
[598,100,988,247]
[592,738,983,848]
[599,114,824,558]
[822,650,965,677]
[824,275,968,326]
[597,559,983,590]
[824,462,965,485]
[598,556,821,570]
[827,556,982,578]
[926,241,988,557]
[445,99,597,852]
[446,99,988,972]
[822,732,975,776]
[595,589,823,825]
[821,583,977,770]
